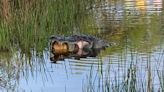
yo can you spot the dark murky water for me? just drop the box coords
[0,0,164,92]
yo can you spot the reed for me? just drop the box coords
[0,0,99,55]
[0,0,99,90]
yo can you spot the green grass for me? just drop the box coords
[0,0,100,55]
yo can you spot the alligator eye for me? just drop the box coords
[62,42,68,50]
[62,42,68,46]
[52,41,59,45]
[51,41,58,51]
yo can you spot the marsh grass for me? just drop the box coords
[83,55,148,92]
[83,38,164,92]
[0,0,101,91]
[0,0,101,55]
[83,20,164,91]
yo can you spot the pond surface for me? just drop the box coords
[0,0,164,92]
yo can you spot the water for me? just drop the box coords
[0,0,164,92]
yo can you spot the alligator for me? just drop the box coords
[49,35,110,62]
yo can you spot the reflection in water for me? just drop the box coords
[136,0,146,12]
[50,48,105,63]
[0,50,50,92]
[83,0,164,91]
[125,0,162,15]
[83,45,164,91]
[0,0,164,92]
[0,51,18,91]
